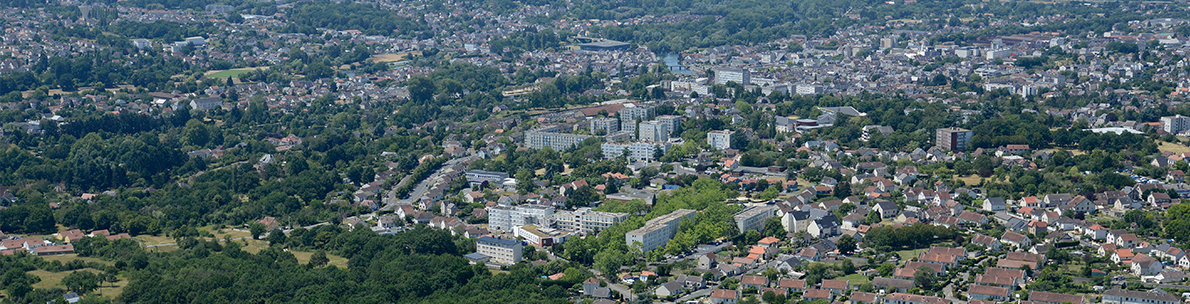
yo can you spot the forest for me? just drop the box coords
[3,227,581,304]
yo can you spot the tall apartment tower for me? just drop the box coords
[936,127,973,152]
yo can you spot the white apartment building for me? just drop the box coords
[715,67,751,85]
[601,142,671,161]
[734,205,777,233]
[476,236,523,265]
[638,120,669,142]
[486,204,555,232]
[525,126,595,150]
[554,208,630,234]
[626,209,696,252]
[1162,115,1190,134]
[708,130,734,151]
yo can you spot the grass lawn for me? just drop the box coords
[204,228,252,241]
[955,175,983,186]
[238,239,271,254]
[132,234,175,247]
[371,52,421,63]
[838,273,870,285]
[28,268,129,299]
[237,240,348,267]
[39,254,113,266]
[1159,141,1190,154]
[204,67,269,79]
[893,249,928,265]
[292,250,349,268]
[1045,148,1086,156]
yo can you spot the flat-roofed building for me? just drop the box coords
[936,127,973,152]
[601,142,671,161]
[715,67,751,85]
[626,209,696,252]
[525,127,596,151]
[708,130,734,151]
[734,205,777,232]
[590,117,620,135]
[579,40,630,51]
[638,120,669,142]
[476,236,523,265]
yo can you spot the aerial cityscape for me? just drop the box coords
[2,0,1190,303]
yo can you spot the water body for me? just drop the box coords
[661,53,698,75]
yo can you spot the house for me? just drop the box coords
[377,214,400,229]
[1102,288,1181,304]
[807,215,840,238]
[1028,291,1085,304]
[655,281,685,297]
[821,279,849,294]
[1132,255,1164,276]
[698,253,719,269]
[709,289,740,304]
[1116,233,1138,248]
[983,197,1007,212]
[851,291,880,304]
[58,229,86,244]
[778,278,806,293]
[741,275,769,289]
[957,211,988,225]
[872,277,915,293]
[967,284,1010,301]
[1149,192,1172,207]
[803,288,833,302]
[1148,269,1186,283]
[673,274,706,290]
[797,247,821,262]
[1113,249,1135,263]
[970,233,1002,251]
[882,292,950,304]
[190,97,223,110]
[875,201,899,218]
[33,244,74,255]
[255,216,280,231]
[783,210,812,233]
[1001,231,1032,248]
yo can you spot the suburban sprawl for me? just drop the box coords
[6,0,1190,303]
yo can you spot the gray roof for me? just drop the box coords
[1103,289,1179,302]
[478,236,520,246]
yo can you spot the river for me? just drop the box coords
[661,53,698,75]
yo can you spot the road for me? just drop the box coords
[587,269,636,301]
[675,287,712,303]
[381,156,474,211]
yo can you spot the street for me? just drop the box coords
[381,155,474,211]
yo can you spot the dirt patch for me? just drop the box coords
[371,51,421,63]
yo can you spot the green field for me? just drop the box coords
[894,248,928,265]
[205,67,268,79]
[838,273,871,285]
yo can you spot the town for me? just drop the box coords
[2,0,1190,303]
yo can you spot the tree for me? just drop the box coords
[834,181,852,198]
[865,210,881,225]
[61,271,101,294]
[309,250,329,267]
[515,169,536,194]
[249,222,266,239]
[763,217,786,238]
[267,229,288,245]
[914,266,937,290]
[877,263,896,277]
[839,259,856,275]
[837,234,857,255]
